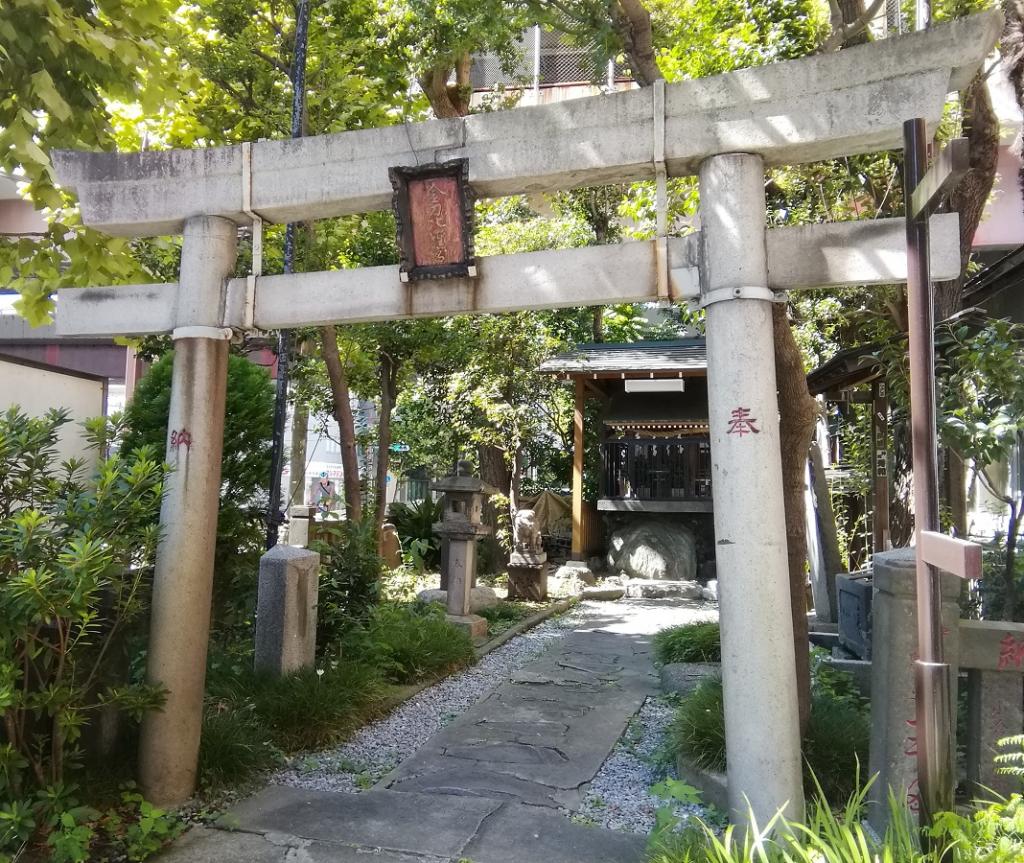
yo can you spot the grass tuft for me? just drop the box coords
[654,621,722,665]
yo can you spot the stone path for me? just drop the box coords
[159,599,707,863]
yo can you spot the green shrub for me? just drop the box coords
[0,408,169,856]
[654,622,722,664]
[649,783,1024,863]
[311,517,385,643]
[122,351,274,634]
[668,665,869,804]
[388,497,443,571]
[649,781,924,863]
[344,602,476,685]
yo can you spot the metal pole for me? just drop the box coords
[266,0,311,549]
[915,0,931,31]
[532,24,541,102]
[904,117,953,828]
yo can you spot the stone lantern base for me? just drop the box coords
[507,551,548,602]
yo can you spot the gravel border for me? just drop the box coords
[569,696,708,835]
[275,601,609,794]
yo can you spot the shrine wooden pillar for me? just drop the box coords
[571,377,585,560]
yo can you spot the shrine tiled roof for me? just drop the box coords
[537,339,707,376]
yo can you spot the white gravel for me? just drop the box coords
[571,696,708,834]
[276,601,610,793]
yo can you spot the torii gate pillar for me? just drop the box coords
[700,153,805,824]
[138,216,236,805]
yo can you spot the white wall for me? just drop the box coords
[0,356,107,471]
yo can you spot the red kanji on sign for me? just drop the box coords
[726,407,760,436]
[998,634,1024,671]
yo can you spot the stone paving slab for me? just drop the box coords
[156,600,698,863]
[223,785,501,858]
[157,826,450,863]
[384,629,656,803]
[461,803,646,863]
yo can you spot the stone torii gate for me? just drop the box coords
[51,12,999,824]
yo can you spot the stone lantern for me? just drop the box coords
[431,460,496,636]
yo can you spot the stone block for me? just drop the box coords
[507,561,548,601]
[624,579,702,600]
[417,586,498,613]
[581,585,625,601]
[966,669,1024,798]
[607,519,697,581]
[549,565,588,597]
[660,662,720,696]
[959,619,1024,672]
[447,614,488,639]
[825,657,872,697]
[867,548,961,836]
[809,631,840,652]
[287,504,316,547]
[701,579,718,602]
[254,545,320,676]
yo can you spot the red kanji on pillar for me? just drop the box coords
[726,407,760,436]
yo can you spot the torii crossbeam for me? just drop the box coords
[50,11,1001,825]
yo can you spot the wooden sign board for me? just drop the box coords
[389,159,476,282]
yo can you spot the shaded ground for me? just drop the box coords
[158,598,714,863]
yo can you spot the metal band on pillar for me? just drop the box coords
[171,326,233,341]
[699,285,785,308]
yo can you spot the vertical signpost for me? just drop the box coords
[903,123,981,831]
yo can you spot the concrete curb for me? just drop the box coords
[476,596,580,659]
[676,753,729,812]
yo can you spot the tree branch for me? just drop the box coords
[820,0,885,53]
[251,47,291,76]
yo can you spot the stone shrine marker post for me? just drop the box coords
[50,13,999,822]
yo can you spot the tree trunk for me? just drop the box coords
[612,0,663,86]
[479,442,512,569]
[773,304,818,734]
[418,66,461,119]
[947,449,968,537]
[1004,2,1024,203]
[419,52,473,119]
[1003,498,1020,621]
[934,74,999,321]
[592,307,605,342]
[374,352,398,531]
[510,443,525,514]
[320,325,362,521]
[288,400,308,506]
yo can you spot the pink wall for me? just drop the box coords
[0,199,46,235]
[973,146,1024,251]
